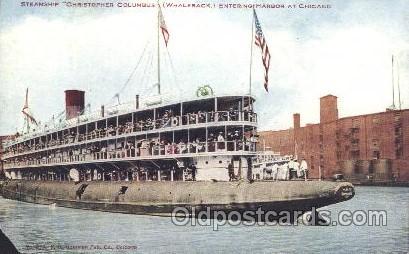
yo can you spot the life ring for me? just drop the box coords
[171,117,179,127]
[97,173,102,180]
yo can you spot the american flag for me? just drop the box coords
[159,6,169,47]
[253,9,271,92]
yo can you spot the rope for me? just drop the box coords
[165,47,182,98]
[108,41,150,105]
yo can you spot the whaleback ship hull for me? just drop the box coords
[0,180,354,220]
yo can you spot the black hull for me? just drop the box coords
[0,180,354,221]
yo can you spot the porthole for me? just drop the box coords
[219,161,222,164]
[205,161,208,164]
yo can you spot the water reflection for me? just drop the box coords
[0,186,408,253]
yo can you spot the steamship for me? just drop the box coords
[0,6,354,220]
[2,91,259,183]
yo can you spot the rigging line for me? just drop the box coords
[117,41,150,96]
[135,44,153,90]
[141,46,155,88]
[143,46,156,96]
[136,46,155,96]
[131,43,151,93]
[105,41,150,106]
[165,47,182,96]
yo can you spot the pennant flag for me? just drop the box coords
[22,88,38,125]
[253,9,271,92]
[159,6,169,47]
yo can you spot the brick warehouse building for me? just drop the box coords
[259,95,409,183]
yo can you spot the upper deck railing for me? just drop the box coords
[2,110,257,159]
[3,94,256,146]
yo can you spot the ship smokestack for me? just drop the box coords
[135,95,140,109]
[65,90,85,120]
[101,105,105,117]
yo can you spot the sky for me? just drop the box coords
[0,0,408,135]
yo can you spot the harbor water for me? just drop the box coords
[0,186,408,253]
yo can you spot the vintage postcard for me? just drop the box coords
[0,0,408,253]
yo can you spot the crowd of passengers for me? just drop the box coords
[4,129,258,167]
[4,107,256,157]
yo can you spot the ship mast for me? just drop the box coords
[21,88,38,134]
[248,12,254,96]
[391,55,395,109]
[23,89,30,134]
[397,58,401,110]
[157,4,161,95]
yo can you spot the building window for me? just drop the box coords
[350,151,360,159]
[396,149,403,159]
[372,150,380,159]
[395,127,402,136]
[310,156,314,170]
[352,118,360,128]
[336,151,342,160]
[335,130,340,139]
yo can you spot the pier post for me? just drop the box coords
[171,170,174,181]
[158,170,161,181]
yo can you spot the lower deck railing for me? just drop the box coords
[4,141,256,169]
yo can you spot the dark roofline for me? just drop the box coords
[320,94,337,99]
[261,108,409,133]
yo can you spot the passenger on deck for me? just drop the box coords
[178,140,187,154]
[162,111,171,127]
[288,159,296,179]
[145,118,153,130]
[194,138,204,153]
[229,107,238,121]
[228,163,234,181]
[282,163,289,180]
[190,164,197,181]
[198,111,206,123]
[300,158,308,180]
[217,132,225,150]
[293,159,300,179]
[189,113,197,124]
[272,163,279,180]
[233,130,240,140]
[107,125,115,136]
